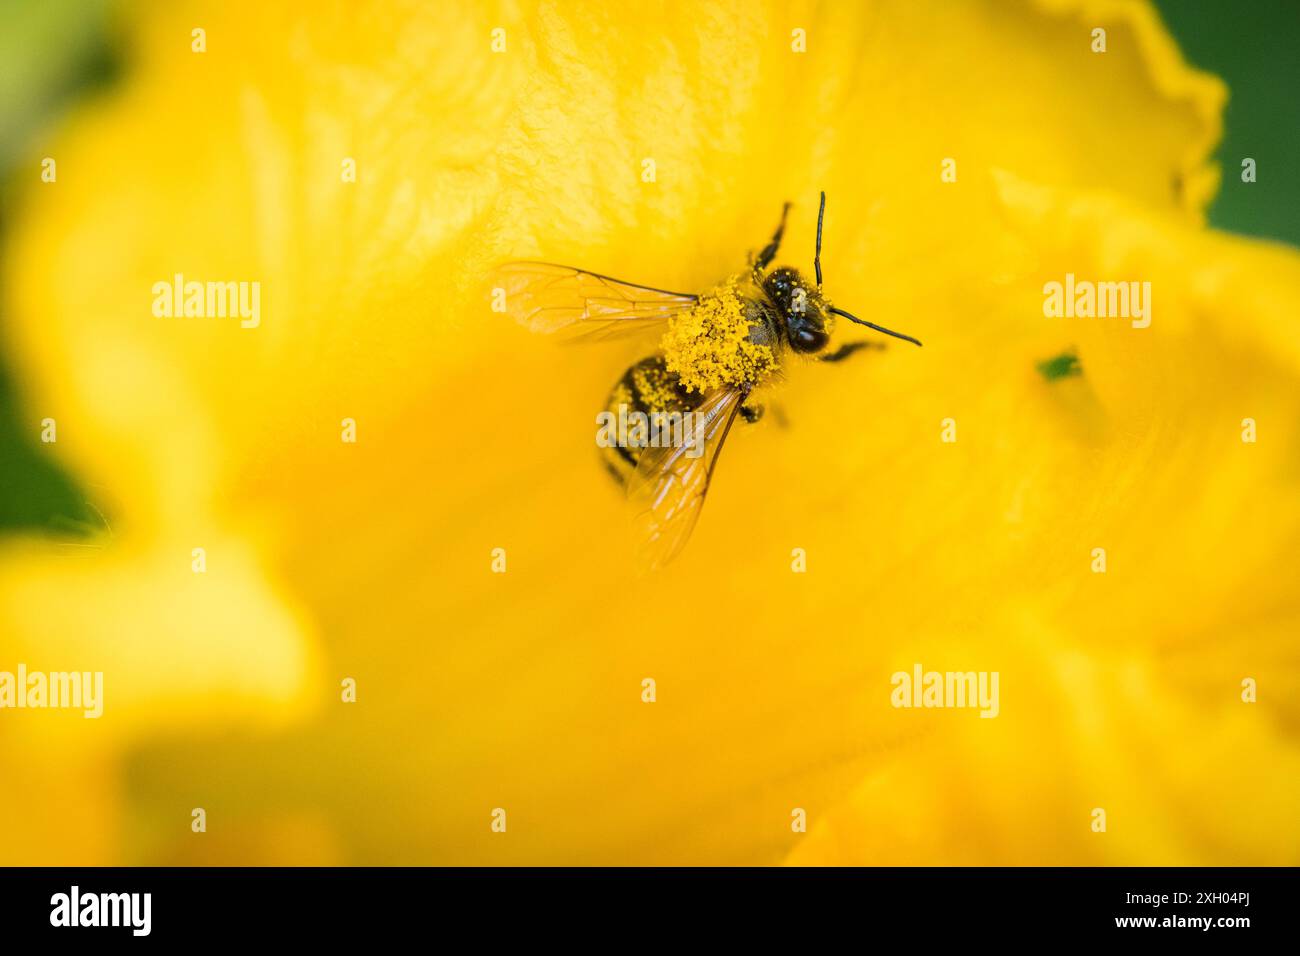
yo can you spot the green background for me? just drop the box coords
[0,0,1296,536]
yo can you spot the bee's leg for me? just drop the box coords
[820,341,884,363]
[753,201,792,272]
[739,401,765,424]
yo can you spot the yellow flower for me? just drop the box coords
[1,0,1297,864]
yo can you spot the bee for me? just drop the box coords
[496,192,921,570]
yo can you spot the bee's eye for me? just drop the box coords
[791,327,828,353]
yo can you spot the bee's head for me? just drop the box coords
[773,191,923,351]
[762,266,831,354]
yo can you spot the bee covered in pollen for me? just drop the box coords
[494,192,922,569]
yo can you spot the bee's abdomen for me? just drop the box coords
[599,356,704,485]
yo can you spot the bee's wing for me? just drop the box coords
[626,386,746,571]
[493,261,698,343]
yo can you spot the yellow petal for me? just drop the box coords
[0,0,1294,866]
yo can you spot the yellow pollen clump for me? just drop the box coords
[631,363,678,410]
[661,277,776,393]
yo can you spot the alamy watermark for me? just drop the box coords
[0,664,103,718]
[891,663,999,718]
[1043,273,1150,328]
[596,404,705,459]
[152,273,260,328]
[50,886,150,936]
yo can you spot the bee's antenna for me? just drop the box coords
[827,306,923,347]
[818,190,921,347]
[814,190,825,290]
